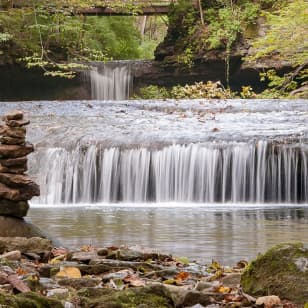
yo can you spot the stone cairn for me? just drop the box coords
[0,110,39,218]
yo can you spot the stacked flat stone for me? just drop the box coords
[0,111,39,218]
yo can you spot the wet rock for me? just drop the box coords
[0,182,38,201]
[57,277,102,289]
[182,290,224,307]
[89,258,163,272]
[0,250,21,261]
[195,281,215,292]
[256,295,281,308]
[102,269,134,282]
[110,247,144,261]
[0,182,22,200]
[0,200,29,217]
[97,247,108,256]
[0,143,34,158]
[0,173,39,192]
[70,251,98,262]
[23,252,41,261]
[0,136,25,145]
[241,242,308,305]
[5,119,30,127]
[46,287,69,299]
[162,283,192,307]
[3,111,24,121]
[0,125,26,139]
[0,237,52,254]
[39,261,115,278]
[0,164,27,174]
[221,273,241,288]
[0,217,49,238]
[0,156,27,168]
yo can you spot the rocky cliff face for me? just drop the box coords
[153,4,292,90]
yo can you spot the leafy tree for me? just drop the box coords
[246,0,308,96]
[0,0,156,77]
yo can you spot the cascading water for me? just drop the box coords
[85,62,132,100]
[35,141,308,204]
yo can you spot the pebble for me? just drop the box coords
[0,250,21,261]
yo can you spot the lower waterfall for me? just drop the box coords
[34,141,308,204]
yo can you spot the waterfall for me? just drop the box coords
[34,141,308,204]
[85,62,132,100]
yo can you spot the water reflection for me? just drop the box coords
[28,206,308,265]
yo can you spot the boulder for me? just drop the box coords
[0,237,53,254]
[3,110,24,121]
[0,199,29,217]
[241,242,308,305]
[0,126,26,139]
[0,216,50,239]
[0,143,33,158]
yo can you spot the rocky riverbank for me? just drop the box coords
[0,238,306,308]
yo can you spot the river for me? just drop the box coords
[0,98,307,264]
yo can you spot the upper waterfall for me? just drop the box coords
[85,62,133,100]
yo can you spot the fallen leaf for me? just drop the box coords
[163,279,176,285]
[175,272,190,281]
[49,255,66,265]
[51,247,68,257]
[209,269,224,281]
[209,260,223,271]
[7,274,31,293]
[124,275,145,287]
[218,286,231,293]
[256,295,281,308]
[15,267,28,276]
[176,257,190,265]
[81,245,95,252]
[55,266,81,279]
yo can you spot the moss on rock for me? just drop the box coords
[83,287,173,308]
[0,292,63,308]
[241,242,308,305]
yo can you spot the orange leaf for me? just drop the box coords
[175,272,190,281]
[218,286,231,293]
[51,247,68,257]
[55,267,82,278]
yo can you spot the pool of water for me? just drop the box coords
[28,205,308,265]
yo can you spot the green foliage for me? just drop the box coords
[240,86,256,99]
[0,0,163,77]
[247,0,308,96]
[137,85,170,99]
[137,81,234,99]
